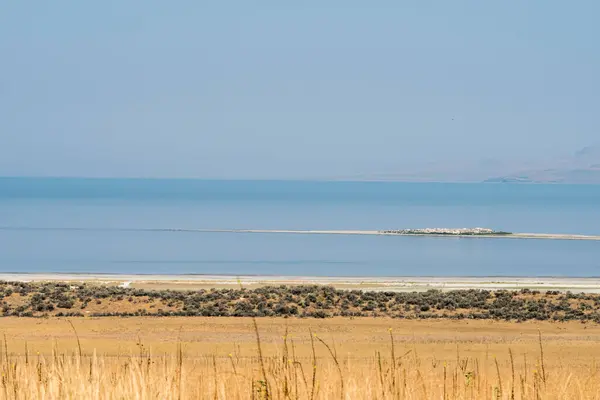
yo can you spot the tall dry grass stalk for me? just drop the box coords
[66,320,82,360]
[538,330,547,386]
[308,328,317,400]
[314,334,343,399]
[509,348,515,400]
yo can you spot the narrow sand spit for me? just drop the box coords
[2,226,599,240]
[184,229,600,241]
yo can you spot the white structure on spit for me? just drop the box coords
[380,228,509,235]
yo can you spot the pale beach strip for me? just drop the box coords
[2,273,600,293]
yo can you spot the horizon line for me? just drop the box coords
[0,175,576,185]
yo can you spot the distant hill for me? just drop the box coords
[484,145,600,184]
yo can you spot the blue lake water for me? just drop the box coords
[1,178,599,276]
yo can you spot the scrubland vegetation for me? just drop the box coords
[1,281,600,322]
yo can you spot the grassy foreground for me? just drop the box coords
[1,317,600,399]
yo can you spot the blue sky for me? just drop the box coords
[1,1,598,179]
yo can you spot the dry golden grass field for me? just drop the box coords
[1,317,600,399]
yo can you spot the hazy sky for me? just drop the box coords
[1,1,598,179]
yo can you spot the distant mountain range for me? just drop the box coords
[346,145,600,184]
[484,145,600,184]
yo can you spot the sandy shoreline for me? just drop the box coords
[2,273,600,292]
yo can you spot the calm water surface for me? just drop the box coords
[1,178,599,276]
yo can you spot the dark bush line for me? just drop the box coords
[2,281,600,322]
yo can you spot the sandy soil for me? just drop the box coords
[3,317,600,361]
